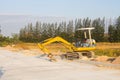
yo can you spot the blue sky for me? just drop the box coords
[0,0,120,36]
[0,0,120,18]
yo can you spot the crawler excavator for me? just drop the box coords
[38,27,96,60]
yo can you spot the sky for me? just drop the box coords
[0,0,120,18]
[0,0,120,36]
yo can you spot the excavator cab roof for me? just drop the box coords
[77,27,94,31]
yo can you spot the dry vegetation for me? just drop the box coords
[95,43,120,57]
[13,42,39,50]
[96,42,120,49]
[10,42,120,57]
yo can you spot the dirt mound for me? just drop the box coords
[4,45,19,51]
[95,56,109,62]
[112,56,120,64]
[21,49,43,56]
[4,45,14,50]
[81,56,89,60]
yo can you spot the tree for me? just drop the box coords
[107,16,120,42]
[66,20,74,42]
[40,23,49,41]
[54,22,58,36]
[82,17,91,28]
[0,26,1,36]
[108,25,115,42]
[19,27,26,41]
[92,18,105,42]
[32,22,42,42]
[74,19,82,40]
[47,23,55,37]
[11,33,19,43]
[115,16,120,42]
[19,17,108,42]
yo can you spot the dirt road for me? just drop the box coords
[0,48,120,80]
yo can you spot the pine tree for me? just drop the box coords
[66,20,74,42]
[40,23,49,41]
[82,17,91,28]
[108,25,115,42]
[74,19,82,40]
[33,22,42,41]
[0,26,1,35]
[115,16,120,42]
[92,18,105,42]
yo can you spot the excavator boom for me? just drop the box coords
[38,36,77,54]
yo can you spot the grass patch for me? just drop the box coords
[0,42,11,47]
[94,49,120,57]
[95,43,120,57]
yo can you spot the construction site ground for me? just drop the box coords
[0,44,120,80]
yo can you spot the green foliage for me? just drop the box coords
[115,16,120,42]
[18,16,120,42]
[108,25,116,42]
[0,36,11,46]
[92,18,105,42]
[108,16,120,42]
[19,21,75,42]
[0,33,20,46]
[74,18,92,40]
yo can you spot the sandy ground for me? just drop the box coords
[0,48,120,80]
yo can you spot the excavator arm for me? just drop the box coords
[38,36,77,54]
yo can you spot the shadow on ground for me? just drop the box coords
[0,67,4,78]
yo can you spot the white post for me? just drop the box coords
[88,29,92,46]
[84,31,87,39]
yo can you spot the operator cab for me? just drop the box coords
[75,38,96,47]
[76,27,96,47]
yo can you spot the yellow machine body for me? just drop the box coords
[38,36,96,54]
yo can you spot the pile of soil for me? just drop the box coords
[95,56,109,62]
[4,45,14,50]
[112,56,120,64]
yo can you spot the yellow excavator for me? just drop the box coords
[38,27,96,60]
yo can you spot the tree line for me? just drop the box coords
[108,16,120,42]
[0,34,19,46]
[18,16,120,43]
